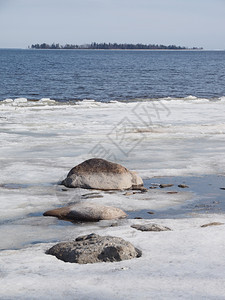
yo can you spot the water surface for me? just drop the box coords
[1,49,225,102]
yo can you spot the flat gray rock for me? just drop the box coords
[62,158,143,190]
[43,202,127,222]
[46,233,142,264]
[131,223,171,232]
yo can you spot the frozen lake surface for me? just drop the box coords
[1,97,225,299]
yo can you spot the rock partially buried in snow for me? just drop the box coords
[43,202,127,222]
[61,158,143,190]
[131,223,171,232]
[46,233,142,264]
[200,222,224,228]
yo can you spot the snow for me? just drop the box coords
[1,215,225,299]
[1,97,225,299]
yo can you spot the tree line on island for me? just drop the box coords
[30,42,203,50]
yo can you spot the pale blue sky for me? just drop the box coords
[0,0,224,49]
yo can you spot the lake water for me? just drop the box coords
[1,49,225,102]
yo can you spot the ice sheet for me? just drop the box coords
[1,97,225,298]
[1,97,225,219]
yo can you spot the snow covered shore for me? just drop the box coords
[1,97,225,299]
[1,215,225,299]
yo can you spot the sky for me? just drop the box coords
[0,0,224,49]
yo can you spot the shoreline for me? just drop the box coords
[1,96,225,106]
[2,48,224,51]
[1,94,225,298]
[1,212,225,299]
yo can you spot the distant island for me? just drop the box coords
[29,42,203,50]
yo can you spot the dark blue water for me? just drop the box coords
[1,49,225,102]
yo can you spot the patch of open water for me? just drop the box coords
[129,174,225,219]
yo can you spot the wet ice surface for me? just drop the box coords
[130,175,225,219]
[1,174,224,251]
[1,98,225,299]
[0,180,192,251]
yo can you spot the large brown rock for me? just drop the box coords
[46,233,142,263]
[61,158,143,190]
[43,202,127,222]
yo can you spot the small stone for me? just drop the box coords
[120,267,129,270]
[166,191,178,194]
[147,211,155,215]
[201,222,224,228]
[159,184,174,188]
[149,186,157,189]
[82,193,103,199]
[46,233,142,264]
[220,187,225,190]
[131,223,171,232]
[178,184,189,188]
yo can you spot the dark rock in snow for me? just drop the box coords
[46,233,142,264]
